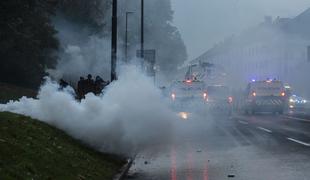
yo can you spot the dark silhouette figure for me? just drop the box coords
[95,76,105,95]
[76,74,111,99]
[77,77,85,99]
[85,74,95,94]
[59,79,69,90]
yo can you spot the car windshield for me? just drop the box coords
[171,81,205,93]
[207,86,229,97]
[250,81,284,96]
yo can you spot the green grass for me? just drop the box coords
[0,112,125,180]
[0,83,37,103]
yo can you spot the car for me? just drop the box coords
[243,79,287,114]
[289,95,308,111]
[205,85,233,115]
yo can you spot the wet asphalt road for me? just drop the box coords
[125,112,310,180]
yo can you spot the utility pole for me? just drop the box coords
[111,0,118,81]
[140,0,144,59]
[125,12,134,63]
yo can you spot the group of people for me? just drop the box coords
[58,74,110,99]
[77,74,110,99]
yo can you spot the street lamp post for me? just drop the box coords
[140,0,144,59]
[125,12,134,63]
[111,0,118,81]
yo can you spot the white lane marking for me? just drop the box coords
[283,116,310,123]
[257,127,272,133]
[287,138,310,147]
[238,120,249,125]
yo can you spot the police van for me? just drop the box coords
[243,79,287,114]
[169,79,207,107]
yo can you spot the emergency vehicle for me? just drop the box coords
[169,79,207,105]
[288,95,308,111]
[243,79,287,114]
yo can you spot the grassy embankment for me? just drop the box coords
[0,83,125,179]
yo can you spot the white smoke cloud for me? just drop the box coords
[0,65,177,155]
[47,16,112,82]
[47,35,111,82]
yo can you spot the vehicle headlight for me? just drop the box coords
[179,112,189,120]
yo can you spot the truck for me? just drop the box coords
[243,79,287,114]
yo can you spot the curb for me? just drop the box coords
[113,158,134,180]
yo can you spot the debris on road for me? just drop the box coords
[228,174,235,178]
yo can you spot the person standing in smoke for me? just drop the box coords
[85,74,95,94]
[95,76,105,95]
[59,79,69,90]
[77,77,85,99]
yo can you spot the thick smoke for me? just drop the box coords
[0,65,178,155]
[211,22,310,97]
[47,16,111,81]
[172,0,310,59]
[3,2,188,155]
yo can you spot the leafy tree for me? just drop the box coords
[0,0,59,88]
[54,0,187,81]
[57,0,110,34]
[120,0,188,78]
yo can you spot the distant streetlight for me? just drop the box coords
[125,12,134,63]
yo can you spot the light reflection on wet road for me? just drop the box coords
[126,113,310,180]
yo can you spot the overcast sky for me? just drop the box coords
[171,0,310,60]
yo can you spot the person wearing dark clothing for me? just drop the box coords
[85,74,95,94]
[77,77,85,99]
[95,76,104,83]
[59,79,69,90]
[95,76,106,95]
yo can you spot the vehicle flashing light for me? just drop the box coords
[281,92,286,97]
[251,79,256,82]
[252,92,257,97]
[284,85,291,89]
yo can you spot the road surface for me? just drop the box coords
[126,112,310,180]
